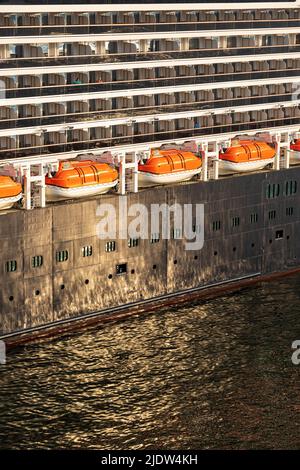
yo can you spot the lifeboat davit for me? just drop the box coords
[46,160,118,201]
[290,139,300,164]
[219,140,276,175]
[138,149,202,187]
[0,176,22,210]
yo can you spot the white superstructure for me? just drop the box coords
[0,1,300,206]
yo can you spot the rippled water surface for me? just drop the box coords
[1,275,300,450]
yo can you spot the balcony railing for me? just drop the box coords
[1,19,300,36]
[2,67,300,99]
[2,45,300,69]
[1,114,299,161]
[0,90,297,130]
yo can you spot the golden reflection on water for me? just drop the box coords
[1,276,300,449]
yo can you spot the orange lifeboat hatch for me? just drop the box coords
[219,141,276,175]
[46,160,118,201]
[0,176,23,210]
[138,149,202,187]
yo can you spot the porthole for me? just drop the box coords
[194,255,198,260]
[153,264,157,270]
[35,290,40,296]
[214,251,218,256]
[131,269,135,274]
[9,296,14,302]
[85,279,89,285]
[60,284,65,290]
[108,274,113,279]
[174,259,178,265]
[233,247,237,252]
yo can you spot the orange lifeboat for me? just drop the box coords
[138,149,202,187]
[0,176,22,210]
[290,139,300,164]
[219,140,276,175]
[46,160,118,201]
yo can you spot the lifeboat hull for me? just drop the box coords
[0,175,23,210]
[218,158,274,175]
[46,180,118,201]
[0,193,22,210]
[138,168,201,187]
[289,151,300,165]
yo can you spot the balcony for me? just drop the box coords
[0,9,299,36]
[1,105,300,160]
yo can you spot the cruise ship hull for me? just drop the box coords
[45,181,118,201]
[1,167,300,347]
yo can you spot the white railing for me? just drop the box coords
[1,75,300,107]
[0,27,299,45]
[1,3,299,13]
[1,51,300,77]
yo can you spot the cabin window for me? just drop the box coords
[286,207,294,216]
[172,228,182,239]
[150,233,160,243]
[284,180,297,196]
[5,260,17,272]
[32,255,43,268]
[212,220,221,231]
[116,263,127,275]
[192,224,202,234]
[232,216,240,228]
[250,213,258,224]
[276,230,284,240]
[266,183,280,199]
[128,238,139,248]
[268,210,276,220]
[105,241,116,252]
[82,245,93,257]
[56,250,69,263]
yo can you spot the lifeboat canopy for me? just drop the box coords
[139,149,202,175]
[46,160,118,188]
[220,140,276,163]
[45,160,118,201]
[0,176,23,210]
